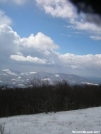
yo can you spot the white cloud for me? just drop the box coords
[0,10,12,25]
[90,36,101,41]
[36,0,77,20]
[59,53,101,70]
[67,15,101,39]
[10,55,47,64]
[20,32,59,50]
[0,0,27,5]
[36,0,101,39]
[69,20,101,33]
[60,34,71,37]
[0,24,101,76]
[0,24,58,54]
[0,24,20,56]
[0,24,59,65]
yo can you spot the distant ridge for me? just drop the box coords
[0,69,99,87]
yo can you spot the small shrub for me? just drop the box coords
[0,124,5,134]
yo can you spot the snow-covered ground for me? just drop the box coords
[0,107,101,134]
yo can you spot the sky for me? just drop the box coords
[0,0,101,77]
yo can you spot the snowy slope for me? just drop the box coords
[0,107,101,134]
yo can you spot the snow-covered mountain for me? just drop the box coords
[0,69,98,87]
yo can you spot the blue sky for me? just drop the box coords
[0,0,101,77]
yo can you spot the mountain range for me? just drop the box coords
[0,69,100,87]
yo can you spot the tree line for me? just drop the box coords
[0,80,101,117]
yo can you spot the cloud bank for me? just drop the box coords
[0,24,101,77]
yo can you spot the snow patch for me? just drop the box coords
[55,74,60,77]
[20,73,25,75]
[41,78,53,84]
[2,69,10,72]
[2,69,18,76]
[42,78,51,81]
[11,79,17,81]
[30,72,37,74]
[82,82,99,86]
[17,84,26,88]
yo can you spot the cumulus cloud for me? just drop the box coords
[0,24,18,67]
[0,24,19,56]
[0,0,27,5]
[0,24,58,51]
[0,24,59,65]
[19,33,59,50]
[0,10,12,25]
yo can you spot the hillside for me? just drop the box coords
[0,107,101,134]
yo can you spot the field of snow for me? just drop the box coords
[0,107,101,134]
